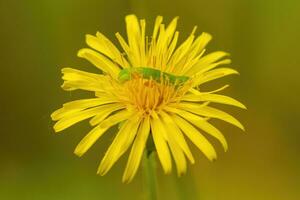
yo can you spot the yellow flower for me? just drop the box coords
[51,14,246,183]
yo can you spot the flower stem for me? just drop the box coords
[143,150,157,200]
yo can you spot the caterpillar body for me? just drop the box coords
[118,67,190,85]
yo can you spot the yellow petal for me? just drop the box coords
[62,72,95,84]
[154,17,179,68]
[86,32,129,67]
[115,32,130,54]
[98,115,141,176]
[86,34,112,60]
[182,93,246,109]
[122,116,150,183]
[194,32,212,53]
[147,16,163,65]
[62,67,105,79]
[89,104,125,126]
[166,133,187,176]
[74,125,109,157]
[61,81,103,92]
[77,48,120,78]
[185,51,229,75]
[159,112,187,176]
[152,16,163,42]
[198,51,229,66]
[150,115,172,174]
[172,115,217,161]
[63,97,117,110]
[139,19,146,66]
[203,59,232,73]
[166,107,227,151]
[165,17,179,45]
[179,103,245,130]
[153,24,166,69]
[96,32,130,66]
[115,32,136,66]
[125,14,141,66]
[193,67,239,86]
[74,110,134,157]
[61,68,106,92]
[53,106,104,132]
[178,32,212,72]
[99,109,135,129]
[191,119,228,151]
[169,33,195,72]
[159,111,195,164]
[166,31,179,61]
[51,107,81,121]
[189,85,229,95]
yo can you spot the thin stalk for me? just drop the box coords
[143,150,157,200]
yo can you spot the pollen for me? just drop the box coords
[117,77,191,114]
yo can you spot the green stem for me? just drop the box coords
[143,150,157,200]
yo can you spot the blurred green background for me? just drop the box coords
[1,0,299,199]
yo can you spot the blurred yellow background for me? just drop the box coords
[1,0,299,199]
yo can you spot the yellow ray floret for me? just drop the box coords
[51,14,246,183]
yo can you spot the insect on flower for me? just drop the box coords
[51,14,246,183]
[118,67,190,86]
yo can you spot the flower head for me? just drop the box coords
[51,14,246,183]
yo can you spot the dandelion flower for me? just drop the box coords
[51,14,246,183]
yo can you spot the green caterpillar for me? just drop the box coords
[118,67,190,85]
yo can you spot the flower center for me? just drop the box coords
[118,77,191,114]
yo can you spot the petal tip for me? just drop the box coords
[77,49,85,57]
[190,158,195,165]
[53,126,61,133]
[240,125,245,131]
[224,145,228,152]
[77,48,90,58]
[96,168,105,176]
[202,32,213,40]
[122,175,132,184]
[73,148,84,157]
[210,156,217,162]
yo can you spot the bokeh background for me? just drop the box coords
[1,0,299,199]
